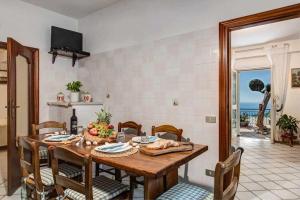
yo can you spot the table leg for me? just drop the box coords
[95,163,100,176]
[115,169,122,182]
[144,176,164,200]
[165,168,178,190]
[144,168,178,200]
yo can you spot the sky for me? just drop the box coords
[239,69,271,104]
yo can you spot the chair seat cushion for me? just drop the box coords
[157,183,213,200]
[28,163,82,186]
[39,147,48,160]
[64,175,129,200]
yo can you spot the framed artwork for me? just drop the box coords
[291,68,300,88]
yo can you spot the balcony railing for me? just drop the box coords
[240,108,271,127]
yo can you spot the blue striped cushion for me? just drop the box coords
[157,183,213,200]
[28,163,82,186]
[64,175,129,200]
[39,147,48,160]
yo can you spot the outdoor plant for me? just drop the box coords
[240,113,249,122]
[66,81,82,92]
[276,114,299,136]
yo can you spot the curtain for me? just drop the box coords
[267,44,290,141]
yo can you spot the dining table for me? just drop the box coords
[23,133,208,199]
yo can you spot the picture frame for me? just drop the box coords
[291,68,300,88]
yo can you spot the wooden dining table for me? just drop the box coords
[24,133,208,199]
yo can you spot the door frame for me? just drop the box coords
[1,39,39,195]
[219,3,300,161]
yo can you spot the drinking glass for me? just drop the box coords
[117,132,126,143]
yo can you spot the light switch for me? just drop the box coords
[205,116,216,123]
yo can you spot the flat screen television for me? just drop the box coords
[51,26,83,52]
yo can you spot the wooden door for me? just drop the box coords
[7,38,39,195]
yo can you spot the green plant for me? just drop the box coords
[240,113,249,122]
[96,108,112,124]
[66,81,82,92]
[276,114,299,136]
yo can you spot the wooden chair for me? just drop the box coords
[18,137,83,200]
[118,121,142,136]
[156,147,244,200]
[95,121,142,182]
[32,121,67,163]
[32,121,67,135]
[49,145,131,200]
[151,124,183,142]
[130,124,183,193]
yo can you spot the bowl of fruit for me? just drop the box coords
[84,109,117,144]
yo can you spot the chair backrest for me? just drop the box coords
[49,146,93,199]
[214,147,244,200]
[18,137,43,192]
[118,121,142,136]
[151,125,183,142]
[32,121,67,135]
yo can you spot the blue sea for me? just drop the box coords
[240,102,271,110]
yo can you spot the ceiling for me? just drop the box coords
[232,17,300,48]
[20,0,121,19]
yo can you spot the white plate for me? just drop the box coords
[45,134,75,142]
[95,143,132,153]
[132,136,158,144]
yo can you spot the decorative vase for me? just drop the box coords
[70,92,80,102]
[57,92,65,102]
[83,92,92,103]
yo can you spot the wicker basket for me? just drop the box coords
[84,131,117,144]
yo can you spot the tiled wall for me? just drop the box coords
[78,26,219,186]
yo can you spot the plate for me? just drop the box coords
[95,143,132,153]
[132,136,158,144]
[45,134,75,142]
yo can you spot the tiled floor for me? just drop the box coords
[1,137,300,199]
[234,137,300,200]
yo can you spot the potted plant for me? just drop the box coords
[276,114,299,146]
[66,81,82,102]
[240,112,250,127]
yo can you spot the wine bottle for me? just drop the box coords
[70,109,78,134]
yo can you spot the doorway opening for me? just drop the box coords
[220,4,300,199]
[232,69,271,143]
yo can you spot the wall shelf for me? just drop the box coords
[49,48,90,67]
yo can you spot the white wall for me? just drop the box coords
[285,42,300,123]
[0,0,79,122]
[78,0,300,187]
[79,0,300,54]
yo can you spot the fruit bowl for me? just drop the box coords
[84,122,117,144]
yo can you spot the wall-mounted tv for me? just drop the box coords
[51,26,83,52]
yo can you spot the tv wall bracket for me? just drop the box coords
[49,48,90,67]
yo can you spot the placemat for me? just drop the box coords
[91,147,138,158]
[42,135,81,144]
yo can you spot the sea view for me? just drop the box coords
[240,102,271,111]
